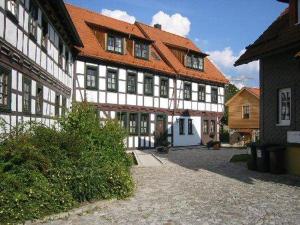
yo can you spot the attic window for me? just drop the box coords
[186,54,204,71]
[135,41,149,60]
[107,34,123,54]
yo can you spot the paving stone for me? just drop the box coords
[33,148,300,225]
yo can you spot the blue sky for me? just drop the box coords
[66,0,286,88]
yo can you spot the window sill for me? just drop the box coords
[276,123,291,127]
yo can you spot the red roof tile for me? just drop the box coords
[246,87,260,98]
[66,3,228,84]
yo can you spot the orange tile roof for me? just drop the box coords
[246,87,260,98]
[137,22,228,84]
[66,3,228,84]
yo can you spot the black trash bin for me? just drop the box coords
[256,145,270,172]
[268,146,286,174]
[247,143,257,171]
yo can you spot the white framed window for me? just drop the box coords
[278,88,291,126]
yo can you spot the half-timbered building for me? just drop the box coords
[66,4,228,149]
[0,0,82,131]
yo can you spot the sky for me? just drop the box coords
[66,0,287,88]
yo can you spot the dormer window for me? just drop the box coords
[135,41,149,60]
[186,54,204,71]
[107,34,123,54]
[6,0,18,21]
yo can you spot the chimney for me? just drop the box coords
[154,24,162,30]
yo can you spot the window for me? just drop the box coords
[107,69,118,92]
[65,51,69,74]
[144,75,153,96]
[186,54,204,70]
[55,94,60,117]
[127,73,137,94]
[242,105,250,119]
[29,0,38,39]
[210,120,216,134]
[23,78,31,114]
[129,113,138,135]
[184,83,192,100]
[41,15,48,49]
[86,66,98,90]
[6,0,18,20]
[179,118,185,135]
[107,35,123,54]
[278,88,291,126]
[198,85,206,102]
[188,119,193,135]
[135,42,149,59]
[117,112,127,128]
[160,78,169,98]
[140,114,149,135]
[203,120,208,134]
[211,88,218,103]
[58,40,64,67]
[0,66,10,111]
[62,96,67,116]
[36,84,43,115]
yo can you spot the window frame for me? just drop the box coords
[140,113,150,135]
[198,85,206,102]
[186,54,204,71]
[6,0,19,23]
[242,104,250,119]
[179,118,185,135]
[127,72,137,94]
[55,94,60,117]
[62,96,67,116]
[134,41,149,60]
[85,65,99,90]
[41,14,48,51]
[211,87,218,104]
[129,113,138,135]
[210,120,216,134]
[160,77,169,98]
[117,112,127,129]
[278,88,292,126]
[0,65,11,112]
[107,34,124,54]
[183,82,192,100]
[188,119,193,135]
[22,77,31,114]
[144,74,154,96]
[35,83,43,116]
[106,69,118,92]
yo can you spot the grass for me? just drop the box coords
[230,154,250,163]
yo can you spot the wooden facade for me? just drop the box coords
[226,88,260,144]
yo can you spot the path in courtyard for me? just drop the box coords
[32,148,300,225]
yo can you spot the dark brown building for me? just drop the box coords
[236,0,300,175]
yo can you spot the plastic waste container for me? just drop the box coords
[268,146,286,174]
[256,145,270,172]
[247,143,257,170]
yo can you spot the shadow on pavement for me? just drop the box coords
[153,147,300,188]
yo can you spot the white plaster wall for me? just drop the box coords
[173,116,201,147]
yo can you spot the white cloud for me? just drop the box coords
[208,47,259,87]
[101,9,136,24]
[151,11,191,37]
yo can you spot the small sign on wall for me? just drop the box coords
[287,131,300,144]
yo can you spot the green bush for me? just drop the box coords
[0,102,134,224]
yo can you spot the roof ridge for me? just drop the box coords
[135,21,194,41]
[65,3,135,26]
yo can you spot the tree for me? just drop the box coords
[221,83,239,126]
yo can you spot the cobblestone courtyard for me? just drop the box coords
[36,148,300,225]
